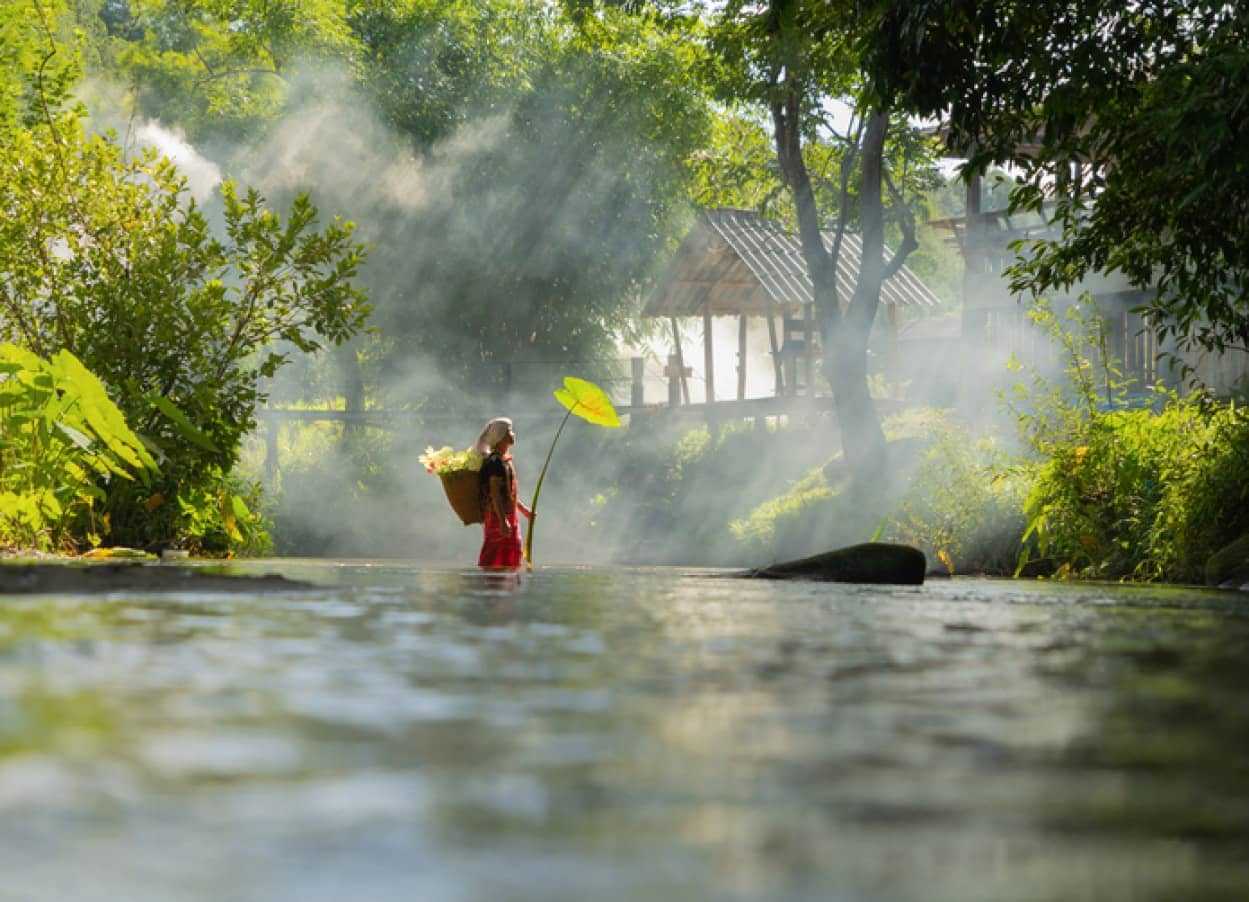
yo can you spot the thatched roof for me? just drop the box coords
[644,208,940,318]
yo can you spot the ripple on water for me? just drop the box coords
[0,565,1246,901]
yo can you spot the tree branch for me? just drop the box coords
[880,166,919,282]
[828,115,866,309]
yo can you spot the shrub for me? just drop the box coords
[0,344,156,550]
[730,466,837,559]
[1012,298,1249,582]
[175,469,273,557]
[0,116,368,547]
[560,416,837,565]
[1023,397,1249,581]
[885,429,1028,575]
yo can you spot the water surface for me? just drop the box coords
[1,562,1247,901]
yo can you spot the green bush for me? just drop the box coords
[0,344,156,550]
[729,407,967,565]
[1010,299,1249,582]
[0,116,368,547]
[885,428,1027,575]
[174,469,273,557]
[1022,397,1249,581]
[560,417,837,565]
[730,465,838,558]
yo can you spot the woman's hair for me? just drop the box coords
[473,417,513,455]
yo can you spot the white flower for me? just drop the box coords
[419,444,484,475]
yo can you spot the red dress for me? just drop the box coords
[478,453,524,569]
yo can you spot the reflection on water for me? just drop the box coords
[0,563,1247,901]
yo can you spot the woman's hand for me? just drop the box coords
[519,502,534,521]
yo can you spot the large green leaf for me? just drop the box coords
[230,494,251,521]
[50,350,158,472]
[526,375,622,569]
[553,376,621,428]
[151,394,219,453]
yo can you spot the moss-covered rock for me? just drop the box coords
[1205,534,1249,588]
[747,542,926,585]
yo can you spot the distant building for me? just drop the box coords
[934,166,1249,398]
[644,208,940,405]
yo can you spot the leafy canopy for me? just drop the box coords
[868,1,1249,357]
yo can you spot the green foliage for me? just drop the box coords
[869,1,1249,360]
[885,428,1026,576]
[0,116,368,546]
[0,0,81,136]
[174,468,273,557]
[1003,299,1133,454]
[567,417,834,565]
[1010,299,1249,582]
[0,344,156,550]
[729,464,836,556]
[687,114,783,213]
[353,3,710,396]
[349,0,540,147]
[1021,397,1249,582]
[729,407,957,562]
[102,0,358,141]
[88,0,711,403]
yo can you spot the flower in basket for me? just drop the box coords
[422,445,487,526]
[419,445,484,475]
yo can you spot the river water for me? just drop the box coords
[0,561,1246,901]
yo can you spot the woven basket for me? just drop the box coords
[439,468,482,525]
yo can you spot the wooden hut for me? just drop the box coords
[643,208,940,404]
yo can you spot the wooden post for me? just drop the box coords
[765,303,784,396]
[962,172,984,345]
[670,317,691,405]
[631,357,644,409]
[803,302,815,397]
[665,355,692,407]
[887,303,899,383]
[703,306,715,406]
[737,315,748,401]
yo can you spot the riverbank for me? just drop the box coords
[0,558,314,594]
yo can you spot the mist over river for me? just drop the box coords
[1,562,1247,901]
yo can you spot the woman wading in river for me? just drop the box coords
[475,417,533,569]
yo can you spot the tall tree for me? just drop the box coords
[348,4,709,401]
[95,0,710,407]
[705,0,929,479]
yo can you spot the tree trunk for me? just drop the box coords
[834,111,889,479]
[337,341,365,439]
[772,91,889,482]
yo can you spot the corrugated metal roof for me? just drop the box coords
[644,208,941,317]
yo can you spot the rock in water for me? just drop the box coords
[1205,533,1249,588]
[748,542,926,585]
